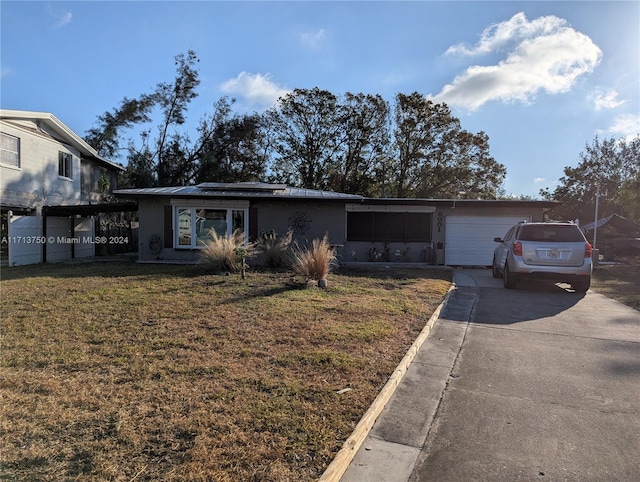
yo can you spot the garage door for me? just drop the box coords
[445,215,530,266]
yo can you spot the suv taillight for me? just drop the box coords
[513,241,523,256]
[585,242,593,258]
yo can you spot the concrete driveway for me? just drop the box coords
[341,269,640,481]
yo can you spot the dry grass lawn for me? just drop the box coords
[0,262,452,481]
[591,255,640,311]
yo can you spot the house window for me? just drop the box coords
[58,152,72,178]
[1,133,20,168]
[347,211,432,242]
[175,207,247,249]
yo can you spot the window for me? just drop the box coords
[519,225,584,242]
[405,213,431,241]
[347,212,374,241]
[58,152,72,178]
[503,227,515,241]
[175,207,247,249]
[1,133,20,168]
[347,211,432,242]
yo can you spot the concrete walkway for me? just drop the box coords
[340,269,640,481]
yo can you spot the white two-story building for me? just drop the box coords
[1,110,129,266]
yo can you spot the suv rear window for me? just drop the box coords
[518,225,585,242]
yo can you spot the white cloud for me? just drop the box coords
[590,89,627,111]
[432,13,602,111]
[220,72,290,109]
[0,66,13,79]
[299,28,327,50]
[603,113,640,141]
[54,11,72,29]
[446,12,566,56]
[533,177,546,184]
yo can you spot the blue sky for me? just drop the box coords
[1,1,638,198]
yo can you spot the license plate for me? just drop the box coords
[547,249,560,259]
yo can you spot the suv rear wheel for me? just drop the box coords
[572,277,591,293]
[503,262,518,289]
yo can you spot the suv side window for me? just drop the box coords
[503,227,515,241]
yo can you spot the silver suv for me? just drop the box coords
[492,222,592,292]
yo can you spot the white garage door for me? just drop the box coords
[445,215,530,266]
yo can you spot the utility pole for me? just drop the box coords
[593,186,600,250]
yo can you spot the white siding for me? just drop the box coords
[1,120,81,209]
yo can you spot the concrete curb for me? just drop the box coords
[318,282,457,482]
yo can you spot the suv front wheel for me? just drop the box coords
[503,262,518,289]
[492,256,502,278]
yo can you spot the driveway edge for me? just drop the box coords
[318,281,457,482]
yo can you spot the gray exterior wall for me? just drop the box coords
[438,204,545,222]
[137,199,169,261]
[252,200,346,244]
[135,197,548,266]
[136,198,348,263]
[343,204,545,264]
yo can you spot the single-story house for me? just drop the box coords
[582,214,640,237]
[114,182,557,266]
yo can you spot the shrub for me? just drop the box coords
[255,230,293,268]
[290,234,337,282]
[199,229,255,273]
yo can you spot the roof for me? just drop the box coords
[0,109,124,172]
[114,182,365,201]
[582,214,640,234]
[114,183,560,208]
[363,198,559,208]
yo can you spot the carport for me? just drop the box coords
[41,202,137,262]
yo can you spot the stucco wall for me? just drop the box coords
[253,200,346,242]
[137,200,172,262]
[344,204,545,265]
[136,198,349,263]
[135,197,548,266]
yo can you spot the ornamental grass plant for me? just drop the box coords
[199,228,255,273]
[255,229,294,268]
[290,234,337,282]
